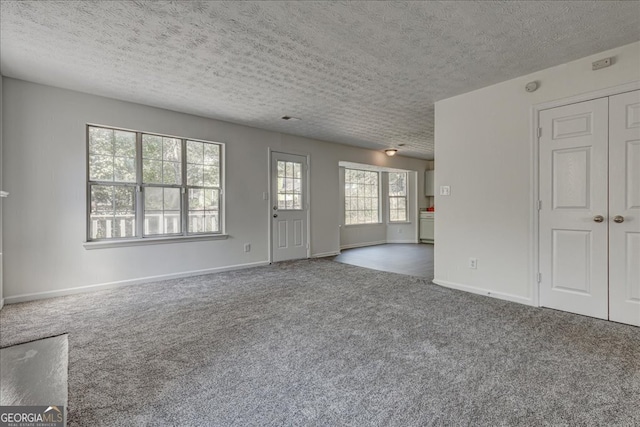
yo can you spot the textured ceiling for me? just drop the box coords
[1,1,639,159]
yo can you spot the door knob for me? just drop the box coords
[593,215,604,223]
[613,215,624,223]
[273,214,278,218]
[273,206,278,210]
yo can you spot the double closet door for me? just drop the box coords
[539,90,640,326]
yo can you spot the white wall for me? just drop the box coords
[434,41,640,304]
[1,78,429,302]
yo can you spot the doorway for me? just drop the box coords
[538,89,640,326]
[270,151,309,262]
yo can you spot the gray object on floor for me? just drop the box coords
[0,259,638,426]
[0,334,68,407]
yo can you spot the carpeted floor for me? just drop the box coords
[0,259,638,426]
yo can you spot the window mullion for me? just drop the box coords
[86,125,91,241]
[135,132,144,238]
[182,138,188,236]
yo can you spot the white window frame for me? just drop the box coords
[388,172,408,223]
[85,124,226,248]
[344,168,381,225]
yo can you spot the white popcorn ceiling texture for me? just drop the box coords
[1,1,639,159]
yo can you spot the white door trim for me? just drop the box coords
[530,81,640,307]
[267,148,311,263]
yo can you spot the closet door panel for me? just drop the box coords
[609,90,640,327]
[539,98,609,319]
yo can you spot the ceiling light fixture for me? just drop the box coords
[385,149,398,157]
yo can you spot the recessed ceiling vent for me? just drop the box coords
[281,116,301,121]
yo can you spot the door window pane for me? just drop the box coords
[277,160,303,210]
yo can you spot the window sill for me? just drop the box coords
[343,223,385,228]
[83,234,229,250]
[388,221,412,225]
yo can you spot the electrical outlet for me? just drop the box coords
[244,243,251,253]
[469,258,477,269]
[440,185,451,196]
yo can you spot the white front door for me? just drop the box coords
[609,90,640,326]
[539,98,609,319]
[271,152,309,262]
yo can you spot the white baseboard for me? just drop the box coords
[340,240,387,250]
[386,239,419,244]
[0,298,4,310]
[4,261,270,305]
[432,279,534,306]
[312,251,341,258]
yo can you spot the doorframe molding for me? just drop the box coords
[267,148,312,263]
[529,80,640,307]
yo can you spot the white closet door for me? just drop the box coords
[539,98,609,319]
[609,90,640,326]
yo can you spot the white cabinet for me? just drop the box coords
[425,170,435,196]
[419,211,434,243]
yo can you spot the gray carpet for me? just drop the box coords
[0,259,638,426]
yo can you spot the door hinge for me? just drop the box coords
[537,273,542,283]
[537,200,542,210]
[537,127,542,138]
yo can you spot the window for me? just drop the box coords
[276,160,302,210]
[388,172,408,222]
[344,169,379,225]
[87,125,223,241]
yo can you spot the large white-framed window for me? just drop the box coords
[87,125,223,241]
[388,172,408,222]
[344,168,380,225]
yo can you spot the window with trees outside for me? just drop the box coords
[388,172,408,222]
[87,125,223,241]
[344,168,380,225]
